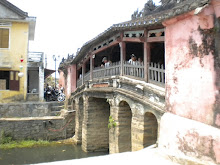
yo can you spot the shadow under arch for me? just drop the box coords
[118,100,132,152]
[143,112,158,147]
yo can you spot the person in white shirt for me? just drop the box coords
[128,54,137,65]
[101,57,111,67]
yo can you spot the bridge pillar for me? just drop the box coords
[132,113,145,151]
[82,97,110,152]
[73,97,84,144]
[109,99,120,154]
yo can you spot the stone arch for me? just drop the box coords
[82,97,110,152]
[143,112,158,147]
[118,100,132,152]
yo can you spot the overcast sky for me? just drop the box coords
[8,0,161,71]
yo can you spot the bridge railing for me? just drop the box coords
[84,71,90,82]
[76,61,165,87]
[124,61,144,79]
[148,62,165,87]
[77,78,82,87]
[93,61,121,79]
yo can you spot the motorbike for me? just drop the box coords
[45,87,65,102]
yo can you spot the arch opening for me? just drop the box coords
[143,112,158,147]
[118,101,132,152]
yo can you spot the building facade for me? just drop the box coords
[0,0,36,103]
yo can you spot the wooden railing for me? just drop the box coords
[77,78,82,87]
[76,61,165,87]
[124,61,144,79]
[84,71,90,82]
[93,61,121,79]
[148,63,165,86]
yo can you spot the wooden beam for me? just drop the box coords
[122,37,145,43]
[147,36,164,43]
[92,40,120,55]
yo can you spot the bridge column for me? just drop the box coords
[108,99,120,154]
[73,97,84,144]
[144,29,150,82]
[119,41,126,76]
[131,113,145,151]
[82,97,110,152]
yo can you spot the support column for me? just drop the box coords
[82,62,86,85]
[131,113,145,151]
[144,29,150,82]
[71,64,77,92]
[82,97,110,152]
[90,55,94,80]
[120,41,126,76]
[73,97,83,144]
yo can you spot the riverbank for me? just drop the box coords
[0,134,76,150]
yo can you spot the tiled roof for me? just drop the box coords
[0,0,28,18]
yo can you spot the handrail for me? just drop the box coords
[84,71,90,82]
[76,61,165,88]
[93,61,121,79]
[124,61,144,79]
[77,78,82,87]
[148,62,165,86]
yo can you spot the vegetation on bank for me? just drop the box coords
[0,131,58,149]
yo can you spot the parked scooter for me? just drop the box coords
[45,86,65,102]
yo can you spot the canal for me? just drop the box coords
[0,144,108,165]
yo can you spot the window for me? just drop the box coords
[0,71,19,91]
[0,28,9,48]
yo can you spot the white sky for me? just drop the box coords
[8,0,161,72]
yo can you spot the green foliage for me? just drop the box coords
[108,116,117,129]
[0,130,12,144]
[0,139,53,149]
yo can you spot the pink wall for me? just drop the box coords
[66,64,77,98]
[163,3,219,126]
[159,113,220,164]
[59,71,66,92]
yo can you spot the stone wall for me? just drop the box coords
[0,110,75,141]
[0,102,63,118]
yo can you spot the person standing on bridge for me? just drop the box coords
[101,57,111,68]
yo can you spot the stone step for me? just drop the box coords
[51,105,64,112]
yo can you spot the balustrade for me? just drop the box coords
[84,71,90,82]
[148,62,165,86]
[93,61,121,79]
[76,61,165,87]
[124,61,144,78]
